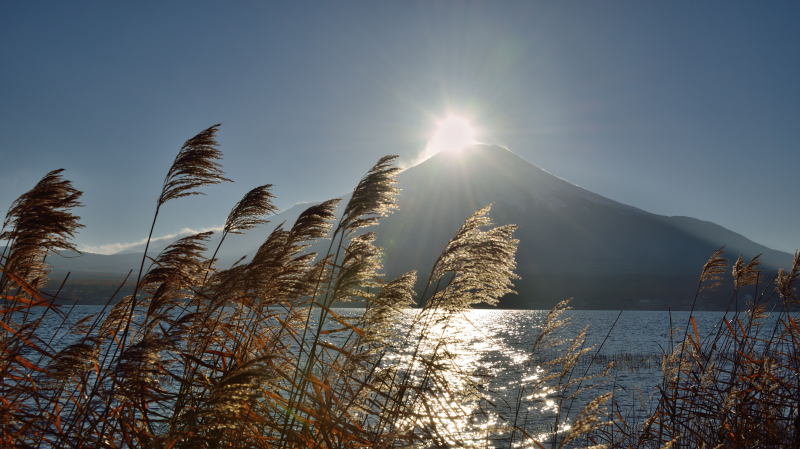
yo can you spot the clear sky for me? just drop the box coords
[1,1,798,253]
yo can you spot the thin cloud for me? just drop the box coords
[79,226,223,255]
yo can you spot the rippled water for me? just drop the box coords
[378,309,739,446]
[34,306,753,447]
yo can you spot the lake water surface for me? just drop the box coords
[35,306,768,447]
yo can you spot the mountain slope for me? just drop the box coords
[374,145,792,308]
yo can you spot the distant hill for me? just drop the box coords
[25,144,794,308]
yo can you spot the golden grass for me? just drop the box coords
[1,124,798,448]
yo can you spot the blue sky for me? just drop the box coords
[1,1,798,253]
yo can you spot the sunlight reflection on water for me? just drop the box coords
[368,308,742,447]
[37,306,739,448]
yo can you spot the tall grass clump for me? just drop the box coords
[2,124,798,448]
[594,251,800,449]
[0,124,596,448]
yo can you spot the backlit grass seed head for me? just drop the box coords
[289,198,340,244]
[340,155,400,234]
[699,249,727,291]
[114,337,170,400]
[362,271,417,345]
[224,184,278,235]
[430,205,519,310]
[732,254,761,288]
[100,294,137,337]
[333,232,383,303]
[1,168,83,288]
[141,231,213,324]
[246,228,315,301]
[240,199,340,300]
[142,231,213,291]
[560,392,612,448]
[158,124,231,205]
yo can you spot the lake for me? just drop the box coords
[32,305,760,447]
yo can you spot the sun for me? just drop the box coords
[427,115,477,154]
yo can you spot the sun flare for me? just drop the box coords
[427,115,477,154]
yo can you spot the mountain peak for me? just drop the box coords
[422,143,531,169]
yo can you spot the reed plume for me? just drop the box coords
[427,204,519,310]
[732,254,761,288]
[338,154,399,235]
[224,184,278,235]
[699,248,727,292]
[361,271,417,346]
[202,184,278,284]
[1,169,83,290]
[288,199,340,243]
[141,231,213,330]
[158,124,231,205]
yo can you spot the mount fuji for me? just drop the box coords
[44,144,793,309]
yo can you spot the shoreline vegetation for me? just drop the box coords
[2,124,799,448]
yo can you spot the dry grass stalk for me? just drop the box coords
[3,124,797,449]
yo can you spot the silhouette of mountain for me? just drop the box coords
[31,144,794,308]
[375,145,792,308]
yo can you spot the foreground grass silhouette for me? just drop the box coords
[1,124,798,448]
